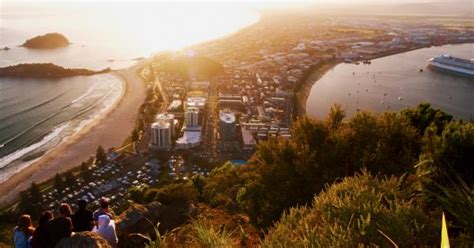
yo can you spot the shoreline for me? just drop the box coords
[297,42,474,117]
[294,61,339,118]
[0,61,147,207]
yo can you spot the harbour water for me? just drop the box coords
[306,43,474,120]
[0,2,258,183]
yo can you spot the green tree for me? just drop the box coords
[95,145,107,166]
[80,162,91,182]
[401,103,452,135]
[418,120,474,193]
[192,175,206,199]
[54,173,64,193]
[19,182,43,217]
[233,106,422,228]
[64,171,76,186]
[129,186,146,204]
[131,129,139,142]
[136,118,145,131]
[326,103,345,129]
[18,191,32,215]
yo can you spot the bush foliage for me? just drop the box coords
[262,171,439,247]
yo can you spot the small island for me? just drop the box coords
[0,63,111,78]
[22,33,70,49]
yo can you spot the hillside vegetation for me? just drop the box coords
[1,103,472,247]
[0,63,110,78]
[114,103,473,246]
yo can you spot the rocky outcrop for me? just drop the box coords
[116,201,192,247]
[22,33,70,49]
[55,231,111,248]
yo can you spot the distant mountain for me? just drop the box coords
[22,33,70,49]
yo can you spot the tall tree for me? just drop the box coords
[96,145,107,166]
[131,129,139,142]
[64,171,76,186]
[29,182,42,217]
[80,162,91,182]
[54,173,64,193]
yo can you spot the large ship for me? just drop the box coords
[428,54,474,78]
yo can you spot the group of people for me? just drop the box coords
[13,198,118,248]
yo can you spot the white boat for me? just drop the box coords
[428,54,474,78]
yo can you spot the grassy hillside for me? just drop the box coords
[1,103,472,247]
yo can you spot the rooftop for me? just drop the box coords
[151,121,170,129]
[219,110,236,124]
[176,128,202,145]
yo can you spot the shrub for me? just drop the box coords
[154,182,198,205]
[262,171,439,247]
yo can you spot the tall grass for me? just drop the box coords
[188,218,235,248]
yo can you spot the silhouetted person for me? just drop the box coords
[72,199,94,232]
[45,203,73,248]
[13,214,34,248]
[93,198,115,223]
[31,211,53,248]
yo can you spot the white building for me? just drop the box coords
[219,110,236,141]
[176,126,202,149]
[167,100,182,112]
[186,96,206,110]
[185,108,200,127]
[155,113,175,137]
[190,81,210,90]
[150,121,171,150]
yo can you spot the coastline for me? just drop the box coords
[297,42,474,117]
[0,61,147,207]
[294,61,339,118]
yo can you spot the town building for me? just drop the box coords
[184,108,200,127]
[241,127,256,151]
[150,121,172,150]
[167,100,182,112]
[219,110,236,141]
[186,96,207,110]
[155,113,176,137]
[176,126,202,149]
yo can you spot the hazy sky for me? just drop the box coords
[2,0,469,3]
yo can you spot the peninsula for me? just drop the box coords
[0,63,111,78]
[22,33,70,49]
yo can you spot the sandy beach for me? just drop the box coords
[0,61,147,207]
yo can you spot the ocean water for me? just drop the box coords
[0,74,122,183]
[306,43,474,120]
[0,2,258,183]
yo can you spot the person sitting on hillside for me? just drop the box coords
[30,211,53,248]
[72,199,94,232]
[12,214,35,248]
[93,198,115,223]
[93,215,118,247]
[45,203,73,248]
